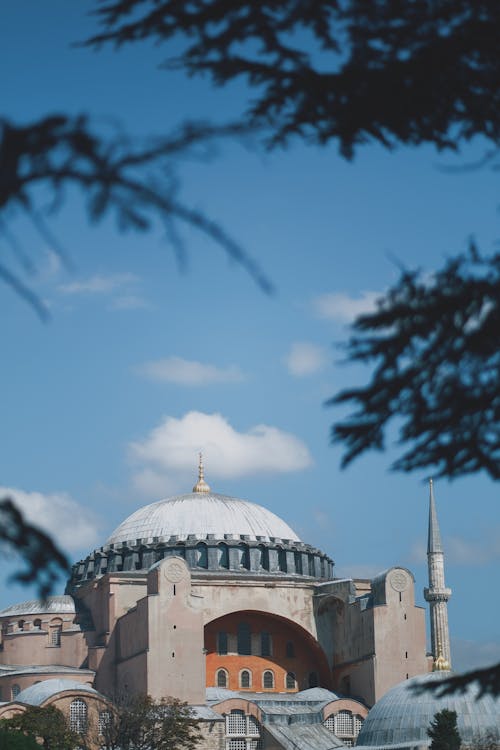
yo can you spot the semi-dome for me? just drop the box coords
[357,671,500,749]
[107,491,300,545]
[15,679,98,706]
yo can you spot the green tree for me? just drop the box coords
[0,726,39,750]
[99,694,201,750]
[427,709,462,750]
[1,705,79,750]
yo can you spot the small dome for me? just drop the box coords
[107,492,300,545]
[296,687,340,702]
[0,596,75,618]
[15,679,98,706]
[357,671,500,749]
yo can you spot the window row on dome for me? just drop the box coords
[1,617,64,647]
[69,539,333,585]
[216,668,298,691]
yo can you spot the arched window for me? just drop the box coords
[308,671,319,688]
[286,641,295,658]
[196,543,208,569]
[240,669,251,689]
[353,715,364,735]
[238,544,250,570]
[49,618,62,647]
[285,671,296,690]
[260,631,271,657]
[334,710,354,736]
[237,622,251,655]
[17,620,25,631]
[70,699,88,734]
[226,709,246,735]
[11,684,20,700]
[263,670,274,689]
[216,668,228,688]
[98,710,112,736]
[33,619,42,630]
[218,543,229,569]
[217,631,228,655]
[278,548,287,571]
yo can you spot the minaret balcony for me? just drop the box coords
[423,587,452,602]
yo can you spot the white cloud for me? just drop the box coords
[36,250,63,282]
[112,295,150,310]
[313,290,380,323]
[129,411,313,495]
[285,341,328,377]
[137,357,245,386]
[451,637,500,672]
[58,272,138,295]
[410,529,500,566]
[446,531,500,566]
[0,486,100,553]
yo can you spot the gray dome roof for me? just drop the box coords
[107,492,300,545]
[0,595,75,618]
[15,679,98,706]
[357,671,500,749]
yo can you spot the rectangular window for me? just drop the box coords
[260,631,271,657]
[237,623,251,655]
[50,626,62,647]
[218,631,228,655]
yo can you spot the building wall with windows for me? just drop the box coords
[0,474,432,750]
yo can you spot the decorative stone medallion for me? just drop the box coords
[164,559,187,583]
[389,569,408,592]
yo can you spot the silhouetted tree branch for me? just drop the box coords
[416,662,500,700]
[0,115,271,317]
[330,247,500,481]
[88,0,500,157]
[0,498,70,599]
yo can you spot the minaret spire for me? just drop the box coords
[424,479,452,670]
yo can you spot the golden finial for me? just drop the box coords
[192,452,210,493]
[433,652,451,671]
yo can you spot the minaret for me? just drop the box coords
[424,479,452,669]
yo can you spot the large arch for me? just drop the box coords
[205,610,332,691]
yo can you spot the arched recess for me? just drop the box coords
[205,609,332,691]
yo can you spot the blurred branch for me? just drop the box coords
[0,114,271,318]
[0,497,70,599]
[87,0,500,157]
[330,246,500,480]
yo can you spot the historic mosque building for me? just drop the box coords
[1,463,499,749]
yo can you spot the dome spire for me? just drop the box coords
[192,452,210,493]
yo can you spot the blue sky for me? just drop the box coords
[1,1,499,673]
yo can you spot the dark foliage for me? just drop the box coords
[330,247,500,480]
[416,661,500,701]
[0,115,271,317]
[99,694,201,750]
[0,727,39,750]
[0,497,70,599]
[1,705,79,750]
[88,0,500,157]
[427,708,461,750]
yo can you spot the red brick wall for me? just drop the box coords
[205,611,331,691]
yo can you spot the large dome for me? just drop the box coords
[357,671,500,749]
[68,462,334,588]
[107,491,300,545]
